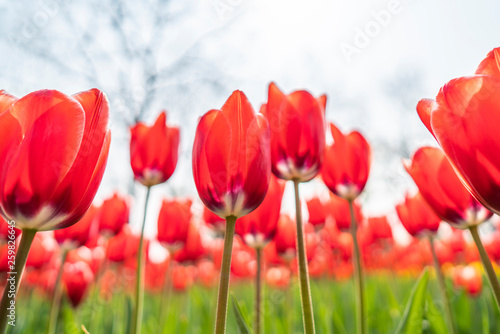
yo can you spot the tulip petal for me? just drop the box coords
[476,47,500,79]
[416,98,437,137]
[49,90,110,221]
[2,92,85,219]
[432,76,500,212]
[0,91,17,114]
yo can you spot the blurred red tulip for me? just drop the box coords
[197,259,217,287]
[452,265,483,297]
[306,197,330,229]
[66,246,93,265]
[54,205,98,249]
[193,90,271,218]
[322,123,371,201]
[263,83,326,182]
[396,192,441,237]
[98,193,130,237]
[235,175,285,248]
[328,194,363,232]
[26,233,58,269]
[266,266,291,289]
[0,245,9,273]
[63,261,94,307]
[0,217,20,242]
[273,215,317,262]
[0,89,110,230]
[273,215,297,261]
[231,246,256,278]
[416,51,500,214]
[174,223,206,264]
[485,230,500,262]
[172,265,197,291]
[107,225,140,263]
[203,206,225,235]
[130,111,180,187]
[404,147,492,228]
[367,216,392,240]
[157,198,192,252]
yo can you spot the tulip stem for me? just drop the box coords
[348,199,365,334]
[214,215,237,334]
[254,246,262,334]
[48,247,69,334]
[469,225,500,311]
[159,259,174,333]
[0,228,37,334]
[132,186,151,334]
[293,179,315,334]
[428,235,456,334]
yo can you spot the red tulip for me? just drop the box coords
[452,265,483,297]
[367,216,392,240]
[157,198,192,252]
[197,259,217,287]
[54,205,98,249]
[235,175,285,248]
[0,217,20,242]
[0,89,110,231]
[263,83,326,182]
[396,192,441,237]
[231,246,256,278]
[306,197,330,229]
[476,47,500,78]
[273,215,317,262]
[174,223,206,264]
[26,233,58,269]
[203,206,225,235]
[107,225,140,263]
[273,215,297,261]
[98,193,130,237]
[328,194,363,232]
[322,123,371,201]
[417,55,500,214]
[63,260,94,307]
[266,266,291,289]
[404,147,492,228]
[192,90,271,218]
[172,265,197,291]
[130,111,180,187]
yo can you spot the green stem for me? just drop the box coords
[159,259,174,333]
[0,229,37,334]
[48,248,69,334]
[293,179,315,334]
[214,215,237,334]
[132,186,152,334]
[428,235,457,334]
[348,199,365,334]
[469,225,500,311]
[254,247,262,334]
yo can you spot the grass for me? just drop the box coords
[6,270,500,334]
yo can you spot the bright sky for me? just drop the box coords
[1,0,500,239]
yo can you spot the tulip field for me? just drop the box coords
[2,10,500,332]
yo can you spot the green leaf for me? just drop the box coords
[395,268,429,334]
[481,296,490,334]
[425,294,447,334]
[230,293,253,334]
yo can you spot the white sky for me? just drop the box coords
[1,0,500,238]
